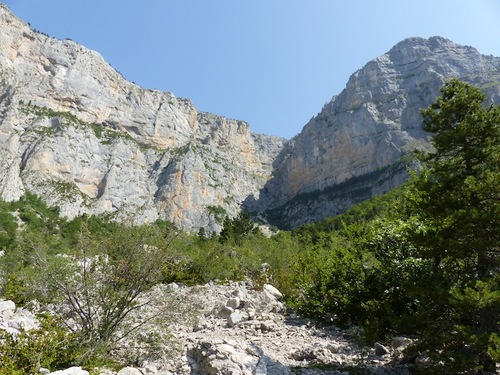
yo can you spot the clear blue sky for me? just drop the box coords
[3,1,500,139]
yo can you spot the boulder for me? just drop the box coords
[228,310,246,327]
[226,297,241,309]
[48,367,89,375]
[374,342,390,356]
[263,284,283,301]
[391,336,413,349]
[188,340,293,375]
[117,367,142,375]
[0,300,16,317]
[0,300,40,336]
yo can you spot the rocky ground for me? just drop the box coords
[144,282,414,375]
[1,281,418,374]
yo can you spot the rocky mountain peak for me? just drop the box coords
[387,36,477,62]
[258,36,500,228]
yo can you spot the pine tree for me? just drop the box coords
[407,79,500,372]
[219,211,257,245]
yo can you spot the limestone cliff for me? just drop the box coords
[259,36,500,228]
[3,2,500,232]
[0,4,285,232]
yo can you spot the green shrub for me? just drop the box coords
[0,314,85,374]
[287,231,367,325]
[0,207,17,250]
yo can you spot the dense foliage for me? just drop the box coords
[0,80,498,373]
[404,79,500,373]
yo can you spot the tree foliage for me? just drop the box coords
[0,314,83,374]
[219,211,259,245]
[413,79,500,277]
[56,223,176,351]
[1,214,179,368]
[405,79,500,372]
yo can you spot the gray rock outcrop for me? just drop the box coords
[0,4,285,232]
[47,368,89,375]
[259,36,500,228]
[0,299,39,336]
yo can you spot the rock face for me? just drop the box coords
[259,36,500,228]
[0,4,285,232]
[2,3,500,231]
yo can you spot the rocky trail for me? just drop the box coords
[1,282,416,374]
[153,282,413,375]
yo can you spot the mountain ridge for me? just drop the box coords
[256,35,500,228]
[2,3,500,231]
[0,3,286,232]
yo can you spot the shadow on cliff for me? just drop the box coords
[242,154,413,231]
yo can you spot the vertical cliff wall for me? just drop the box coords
[2,3,500,232]
[0,4,286,232]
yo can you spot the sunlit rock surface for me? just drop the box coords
[2,3,500,231]
[260,36,500,228]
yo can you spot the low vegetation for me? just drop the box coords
[0,80,498,373]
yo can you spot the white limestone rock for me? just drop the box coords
[263,283,283,301]
[0,299,40,335]
[0,280,413,374]
[0,4,286,233]
[3,1,500,234]
[0,299,15,316]
[47,367,89,375]
[116,368,142,375]
[228,310,245,327]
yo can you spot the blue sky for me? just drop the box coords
[3,1,500,139]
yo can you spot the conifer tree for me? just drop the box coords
[407,79,500,372]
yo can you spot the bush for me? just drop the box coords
[0,207,17,250]
[287,231,367,325]
[0,314,86,374]
[1,217,180,364]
